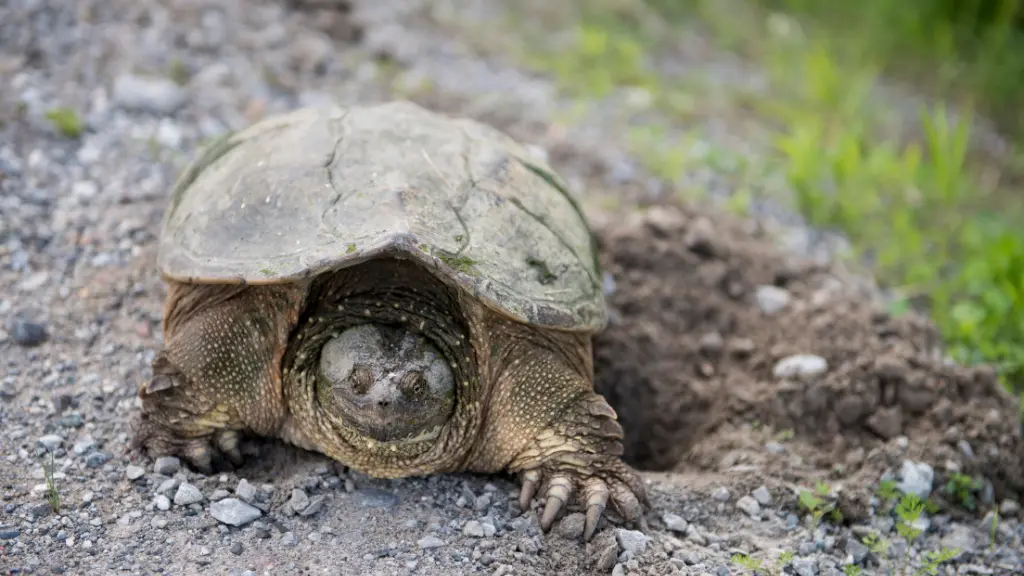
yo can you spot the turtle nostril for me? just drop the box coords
[378,400,390,408]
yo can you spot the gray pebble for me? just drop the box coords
[38,434,63,451]
[417,535,444,549]
[464,520,485,537]
[662,512,688,533]
[558,513,585,539]
[712,487,731,502]
[10,320,47,347]
[72,438,96,455]
[230,542,243,555]
[0,529,20,540]
[154,494,171,511]
[765,441,786,454]
[356,487,399,509]
[235,479,256,502]
[611,564,625,576]
[1000,499,1021,516]
[772,354,828,381]
[792,558,818,576]
[281,531,297,546]
[153,456,181,476]
[751,486,773,506]
[298,495,325,517]
[615,528,649,556]
[845,537,869,564]
[125,465,145,481]
[113,74,186,115]
[736,495,761,517]
[85,451,111,468]
[151,516,168,529]
[896,460,934,499]
[156,478,180,495]
[941,524,975,553]
[755,285,791,314]
[210,498,262,527]
[173,482,204,506]
[210,489,230,501]
[288,488,310,514]
[474,494,492,511]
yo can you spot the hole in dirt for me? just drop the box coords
[590,203,1024,503]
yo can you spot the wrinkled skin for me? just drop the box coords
[133,257,648,540]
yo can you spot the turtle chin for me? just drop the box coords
[316,323,456,444]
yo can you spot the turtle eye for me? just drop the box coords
[399,372,425,399]
[348,365,374,396]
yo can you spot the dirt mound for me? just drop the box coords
[592,202,1024,506]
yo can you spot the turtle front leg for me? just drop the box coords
[132,282,301,473]
[468,329,648,541]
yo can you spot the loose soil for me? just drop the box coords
[591,202,1024,511]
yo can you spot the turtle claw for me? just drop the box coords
[518,462,648,541]
[131,414,248,475]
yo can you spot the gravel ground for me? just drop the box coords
[1,1,1022,575]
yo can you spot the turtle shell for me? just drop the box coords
[157,101,606,331]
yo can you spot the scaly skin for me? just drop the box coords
[133,257,647,540]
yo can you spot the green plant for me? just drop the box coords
[43,451,61,514]
[730,550,794,576]
[944,473,984,510]
[45,107,83,138]
[798,480,839,527]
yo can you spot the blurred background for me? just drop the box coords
[489,0,1024,405]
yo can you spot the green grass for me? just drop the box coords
[497,0,1024,409]
[44,107,83,138]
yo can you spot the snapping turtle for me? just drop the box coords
[132,101,646,539]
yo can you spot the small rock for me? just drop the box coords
[210,489,230,501]
[417,535,444,549]
[772,354,828,381]
[287,488,310,515]
[210,498,262,527]
[0,529,20,540]
[154,494,171,511]
[662,513,688,533]
[150,516,168,529]
[154,456,181,476]
[464,520,485,538]
[72,438,96,455]
[751,486,773,506]
[125,465,145,481]
[712,487,731,502]
[558,513,585,539]
[792,558,818,576]
[845,537,870,564]
[736,495,761,517]
[940,525,974,556]
[999,499,1020,517]
[173,482,204,506]
[896,460,935,499]
[235,479,256,502]
[38,434,63,451]
[611,564,626,576]
[10,320,47,347]
[765,441,786,454]
[281,531,297,547]
[113,74,186,115]
[474,494,492,512]
[85,452,110,468]
[615,528,649,556]
[298,495,325,517]
[755,285,791,314]
[230,542,243,555]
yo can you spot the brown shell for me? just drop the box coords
[157,101,606,331]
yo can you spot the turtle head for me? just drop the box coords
[316,323,456,443]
